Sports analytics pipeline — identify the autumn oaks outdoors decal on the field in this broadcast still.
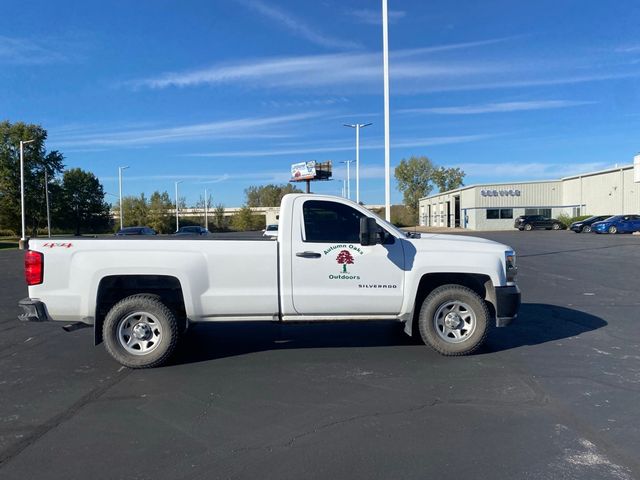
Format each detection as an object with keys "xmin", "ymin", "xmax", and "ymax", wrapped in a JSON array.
[{"xmin": 322, "ymin": 244, "xmax": 365, "ymax": 280}]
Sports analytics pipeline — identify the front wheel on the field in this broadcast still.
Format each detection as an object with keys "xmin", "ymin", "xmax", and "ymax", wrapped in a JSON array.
[
  {"xmin": 608, "ymin": 225, "xmax": 618, "ymax": 234},
  {"xmin": 582, "ymin": 225, "xmax": 591, "ymax": 233},
  {"xmin": 103, "ymin": 294, "xmax": 179, "ymax": 368},
  {"xmin": 418, "ymin": 285, "xmax": 491, "ymax": 356},
  {"xmin": 524, "ymin": 224, "xmax": 533, "ymax": 231}
]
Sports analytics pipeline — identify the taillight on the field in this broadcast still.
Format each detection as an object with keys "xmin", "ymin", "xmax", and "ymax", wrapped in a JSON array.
[{"xmin": 25, "ymin": 250, "xmax": 44, "ymax": 286}]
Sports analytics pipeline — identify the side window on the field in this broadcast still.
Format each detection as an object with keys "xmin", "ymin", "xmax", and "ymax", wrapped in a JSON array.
[
  {"xmin": 500, "ymin": 209, "xmax": 513, "ymax": 219},
  {"xmin": 486, "ymin": 209, "xmax": 499, "ymax": 219},
  {"xmin": 303, "ymin": 200, "xmax": 364, "ymax": 243}
]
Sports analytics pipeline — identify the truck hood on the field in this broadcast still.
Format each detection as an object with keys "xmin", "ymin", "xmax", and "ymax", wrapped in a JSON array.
[{"xmin": 407, "ymin": 233, "xmax": 513, "ymax": 254}]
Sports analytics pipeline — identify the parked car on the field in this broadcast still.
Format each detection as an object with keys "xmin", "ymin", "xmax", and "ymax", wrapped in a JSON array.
[
  {"xmin": 115, "ymin": 226, "xmax": 157, "ymax": 236},
  {"xmin": 263, "ymin": 224, "xmax": 278, "ymax": 237},
  {"xmin": 591, "ymin": 215, "xmax": 640, "ymax": 234},
  {"xmin": 175, "ymin": 226, "xmax": 210, "ymax": 236},
  {"xmin": 569, "ymin": 215, "xmax": 613, "ymax": 233},
  {"xmin": 514, "ymin": 215, "xmax": 563, "ymax": 231}
]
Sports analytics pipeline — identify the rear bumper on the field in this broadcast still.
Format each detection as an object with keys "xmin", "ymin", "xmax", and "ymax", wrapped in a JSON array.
[
  {"xmin": 18, "ymin": 298, "xmax": 50, "ymax": 322},
  {"xmin": 495, "ymin": 285, "xmax": 521, "ymax": 327}
]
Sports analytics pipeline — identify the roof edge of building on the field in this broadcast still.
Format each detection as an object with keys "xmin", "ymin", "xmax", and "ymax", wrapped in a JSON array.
[{"xmin": 421, "ymin": 162, "xmax": 635, "ymax": 201}]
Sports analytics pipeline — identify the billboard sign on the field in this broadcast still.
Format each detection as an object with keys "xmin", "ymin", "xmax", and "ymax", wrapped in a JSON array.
[{"xmin": 291, "ymin": 161, "xmax": 316, "ymax": 181}]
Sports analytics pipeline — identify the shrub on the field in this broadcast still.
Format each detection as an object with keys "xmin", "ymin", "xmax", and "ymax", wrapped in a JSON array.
[{"xmin": 0, "ymin": 229, "xmax": 16, "ymax": 237}]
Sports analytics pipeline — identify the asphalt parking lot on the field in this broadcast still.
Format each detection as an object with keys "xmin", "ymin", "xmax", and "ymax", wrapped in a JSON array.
[{"xmin": 1, "ymin": 231, "xmax": 639, "ymax": 480}]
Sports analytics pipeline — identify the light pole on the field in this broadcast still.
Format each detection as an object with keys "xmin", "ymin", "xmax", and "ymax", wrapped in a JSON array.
[
  {"xmin": 175, "ymin": 180, "xmax": 183, "ymax": 232},
  {"xmin": 118, "ymin": 166, "xmax": 129, "ymax": 229},
  {"xmin": 344, "ymin": 123, "xmax": 372, "ymax": 204},
  {"xmin": 204, "ymin": 188, "xmax": 209, "ymax": 231},
  {"xmin": 19, "ymin": 139, "xmax": 35, "ymax": 246},
  {"xmin": 44, "ymin": 168, "xmax": 51, "ymax": 238},
  {"xmin": 382, "ymin": 0, "xmax": 391, "ymax": 221},
  {"xmin": 340, "ymin": 160, "xmax": 354, "ymax": 199}
]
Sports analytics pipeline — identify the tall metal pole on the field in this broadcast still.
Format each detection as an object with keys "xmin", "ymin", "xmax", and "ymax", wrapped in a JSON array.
[
  {"xmin": 344, "ymin": 123, "xmax": 372, "ymax": 204},
  {"xmin": 382, "ymin": 0, "xmax": 391, "ymax": 221},
  {"xmin": 204, "ymin": 188, "xmax": 209, "ymax": 231},
  {"xmin": 355, "ymin": 125, "xmax": 360, "ymax": 203},
  {"xmin": 175, "ymin": 180, "xmax": 182, "ymax": 232},
  {"xmin": 20, "ymin": 141, "xmax": 26, "ymax": 243},
  {"xmin": 118, "ymin": 166, "xmax": 129, "ymax": 229},
  {"xmin": 19, "ymin": 140, "xmax": 34, "ymax": 245},
  {"xmin": 44, "ymin": 168, "xmax": 51, "ymax": 238},
  {"xmin": 340, "ymin": 160, "xmax": 353, "ymax": 199}
]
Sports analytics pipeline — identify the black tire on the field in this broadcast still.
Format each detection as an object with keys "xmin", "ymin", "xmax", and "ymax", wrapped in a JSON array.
[
  {"xmin": 552, "ymin": 223, "xmax": 561, "ymax": 230},
  {"xmin": 524, "ymin": 224, "xmax": 533, "ymax": 231},
  {"xmin": 103, "ymin": 294, "xmax": 179, "ymax": 368},
  {"xmin": 418, "ymin": 285, "xmax": 491, "ymax": 356},
  {"xmin": 608, "ymin": 225, "xmax": 617, "ymax": 234},
  {"xmin": 582, "ymin": 225, "xmax": 591, "ymax": 233}
]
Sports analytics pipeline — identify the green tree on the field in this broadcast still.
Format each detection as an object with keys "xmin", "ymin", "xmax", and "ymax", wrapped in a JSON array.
[
  {"xmin": 56, "ymin": 168, "xmax": 111, "ymax": 235},
  {"xmin": 213, "ymin": 203, "xmax": 227, "ymax": 231},
  {"xmin": 194, "ymin": 192, "xmax": 214, "ymax": 228},
  {"xmin": 245, "ymin": 183, "xmax": 302, "ymax": 207},
  {"xmin": 117, "ymin": 194, "xmax": 149, "ymax": 228},
  {"xmin": 394, "ymin": 156, "xmax": 435, "ymax": 218},
  {"xmin": 0, "ymin": 121, "xmax": 64, "ymax": 235},
  {"xmin": 147, "ymin": 191, "xmax": 173, "ymax": 233},
  {"xmin": 432, "ymin": 166, "xmax": 465, "ymax": 193},
  {"xmin": 230, "ymin": 205, "xmax": 263, "ymax": 231}
]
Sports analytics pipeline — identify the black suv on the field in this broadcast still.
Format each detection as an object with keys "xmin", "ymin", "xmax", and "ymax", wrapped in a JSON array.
[{"xmin": 514, "ymin": 215, "xmax": 562, "ymax": 231}]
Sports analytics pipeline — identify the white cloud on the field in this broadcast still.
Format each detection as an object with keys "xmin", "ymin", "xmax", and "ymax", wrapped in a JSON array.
[
  {"xmin": 459, "ymin": 161, "xmax": 613, "ymax": 181},
  {"xmin": 127, "ymin": 36, "xmax": 640, "ymax": 94},
  {"xmin": 129, "ymin": 50, "xmax": 493, "ymax": 91},
  {"xmin": 187, "ymin": 133, "xmax": 496, "ymax": 158},
  {"xmin": 52, "ymin": 112, "xmax": 321, "ymax": 148},
  {"xmin": 0, "ymin": 35, "xmax": 68, "ymax": 65},
  {"xmin": 398, "ymin": 100, "xmax": 596, "ymax": 115},
  {"xmin": 346, "ymin": 8, "xmax": 406, "ymax": 25},
  {"xmin": 236, "ymin": 0, "xmax": 360, "ymax": 50}
]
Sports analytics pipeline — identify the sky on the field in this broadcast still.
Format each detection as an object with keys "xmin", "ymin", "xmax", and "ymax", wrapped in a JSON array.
[{"xmin": 2, "ymin": 0, "xmax": 640, "ymax": 207}]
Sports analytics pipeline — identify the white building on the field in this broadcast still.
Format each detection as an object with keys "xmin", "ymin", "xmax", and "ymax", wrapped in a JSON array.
[{"xmin": 419, "ymin": 162, "xmax": 640, "ymax": 231}]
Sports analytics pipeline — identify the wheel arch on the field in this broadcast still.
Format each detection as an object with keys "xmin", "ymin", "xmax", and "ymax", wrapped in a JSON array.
[
  {"xmin": 405, "ymin": 272, "xmax": 495, "ymax": 337},
  {"xmin": 94, "ymin": 275, "xmax": 187, "ymax": 345}
]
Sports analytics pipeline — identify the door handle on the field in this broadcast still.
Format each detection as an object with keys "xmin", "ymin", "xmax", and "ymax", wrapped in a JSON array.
[{"xmin": 296, "ymin": 251, "xmax": 321, "ymax": 258}]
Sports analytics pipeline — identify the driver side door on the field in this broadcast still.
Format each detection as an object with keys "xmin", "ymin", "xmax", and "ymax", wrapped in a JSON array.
[{"xmin": 290, "ymin": 198, "xmax": 406, "ymax": 316}]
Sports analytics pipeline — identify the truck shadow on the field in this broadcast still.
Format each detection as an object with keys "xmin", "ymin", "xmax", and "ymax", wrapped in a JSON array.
[{"xmin": 171, "ymin": 303, "xmax": 606, "ymax": 365}]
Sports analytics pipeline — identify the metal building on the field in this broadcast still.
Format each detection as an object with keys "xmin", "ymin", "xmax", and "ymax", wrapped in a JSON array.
[{"xmin": 419, "ymin": 162, "xmax": 640, "ymax": 231}]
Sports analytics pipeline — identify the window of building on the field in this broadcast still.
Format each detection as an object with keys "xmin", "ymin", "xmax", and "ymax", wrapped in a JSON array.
[
  {"xmin": 500, "ymin": 209, "xmax": 513, "ymax": 219},
  {"xmin": 486, "ymin": 209, "xmax": 500, "ymax": 219},
  {"xmin": 572, "ymin": 207, "xmax": 581, "ymax": 217},
  {"xmin": 525, "ymin": 208, "xmax": 552, "ymax": 218}
]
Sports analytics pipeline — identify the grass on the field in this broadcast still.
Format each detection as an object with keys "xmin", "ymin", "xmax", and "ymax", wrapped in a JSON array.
[{"xmin": 0, "ymin": 241, "xmax": 18, "ymax": 250}]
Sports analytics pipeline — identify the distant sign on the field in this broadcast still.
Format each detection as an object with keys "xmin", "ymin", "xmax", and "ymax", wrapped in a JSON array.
[
  {"xmin": 481, "ymin": 189, "xmax": 521, "ymax": 197},
  {"xmin": 291, "ymin": 161, "xmax": 316, "ymax": 181}
]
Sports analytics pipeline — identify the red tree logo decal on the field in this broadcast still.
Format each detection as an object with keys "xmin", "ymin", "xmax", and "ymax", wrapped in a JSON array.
[{"xmin": 336, "ymin": 250, "xmax": 354, "ymax": 273}]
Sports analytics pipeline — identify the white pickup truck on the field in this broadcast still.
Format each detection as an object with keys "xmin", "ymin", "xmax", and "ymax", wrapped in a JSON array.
[{"xmin": 19, "ymin": 194, "xmax": 520, "ymax": 368}]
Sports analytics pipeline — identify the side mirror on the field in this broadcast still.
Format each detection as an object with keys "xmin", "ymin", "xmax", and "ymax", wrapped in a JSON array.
[{"xmin": 360, "ymin": 217, "xmax": 379, "ymax": 246}]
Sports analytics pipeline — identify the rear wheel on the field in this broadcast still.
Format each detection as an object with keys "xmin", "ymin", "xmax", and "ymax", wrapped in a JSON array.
[
  {"xmin": 552, "ymin": 223, "xmax": 561, "ymax": 230},
  {"xmin": 608, "ymin": 225, "xmax": 618, "ymax": 234},
  {"xmin": 582, "ymin": 225, "xmax": 591, "ymax": 233},
  {"xmin": 103, "ymin": 294, "xmax": 179, "ymax": 368},
  {"xmin": 418, "ymin": 285, "xmax": 491, "ymax": 356},
  {"xmin": 524, "ymin": 224, "xmax": 533, "ymax": 231}
]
